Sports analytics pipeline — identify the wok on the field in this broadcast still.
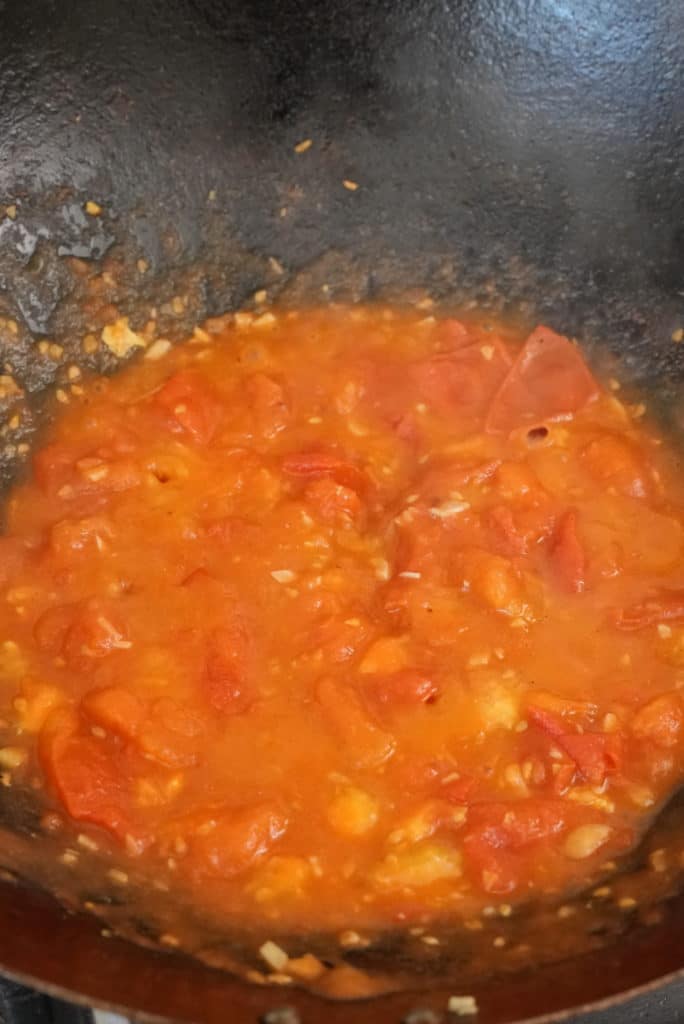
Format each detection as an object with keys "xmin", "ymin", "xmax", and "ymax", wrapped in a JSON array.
[{"xmin": 0, "ymin": 0, "xmax": 683, "ymax": 1020}]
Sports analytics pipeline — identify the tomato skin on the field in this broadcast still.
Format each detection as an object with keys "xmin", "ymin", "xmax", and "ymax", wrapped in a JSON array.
[
  {"xmin": 153, "ymin": 371, "xmax": 223, "ymax": 444},
  {"xmin": 550, "ymin": 509, "xmax": 586, "ymax": 594},
  {"xmin": 486, "ymin": 326, "xmax": 598, "ymax": 433}
]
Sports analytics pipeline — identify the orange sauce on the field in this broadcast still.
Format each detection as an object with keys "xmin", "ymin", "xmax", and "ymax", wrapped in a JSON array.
[{"xmin": 0, "ymin": 305, "xmax": 683, "ymax": 933}]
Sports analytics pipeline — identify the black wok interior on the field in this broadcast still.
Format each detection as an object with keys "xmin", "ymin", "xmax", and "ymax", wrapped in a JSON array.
[{"xmin": 0, "ymin": 0, "xmax": 683, "ymax": 1020}]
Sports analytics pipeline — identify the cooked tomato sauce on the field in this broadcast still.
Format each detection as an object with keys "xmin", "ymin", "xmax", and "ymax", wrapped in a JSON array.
[{"xmin": 0, "ymin": 305, "xmax": 683, "ymax": 933}]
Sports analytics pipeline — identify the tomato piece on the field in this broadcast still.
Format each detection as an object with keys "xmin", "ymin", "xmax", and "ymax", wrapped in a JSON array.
[
  {"xmin": 549, "ymin": 509, "xmax": 586, "ymax": 594},
  {"xmin": 486, "ymin": 326, "xmax": 598, "ymax": 433},
  {"xmin": 316, "ymin": 678, "xmax": 396, "ymax": 768},
  {"xmin": 153, "ymin": 371, "xmax": 223, "ymax": 444},
  {"xmin": 582, "ymin": 435, "xmax": 651, "ymax": 499},
  {"xmin": 631, "ymin": 693, "xmax": 683, "ymax": 749},
  {"xmin": 282, "ymin": 450, "xmax": 369, "ymax": 495},
  {"xmin": 528, "ymin": 701, "xmax": 621, "ymax": 783},
  {"xmin": 558, "ymin": 733, "xmax": 622, "ymax": 785},
  {"xmin": 34, "ymin": 600, "xmax": 130, "ymax": 671},
  {"xmin": 464, "ymin": 801, "xmax": 572, "ymax": 895},
  {"xmin": 612, "ymin": 589, "xmax": 684, "ymax": 630},
  {"xmin": 188, "ymin": 803, "xmax": 288, "ymax": 878},
  {"xmin": 246, "ymin": 373, "xmax": 289, "ymax": 439},
  {"xmin": 304, "ymin": 477, "xmax": 363, "ymax": 525},
  {"xmin": 528, "ymin": 691, "xmax": 597, "ymax": 722},
  {"xmin": 137, "ymin": 698, "xmax": 205, "ymax": 767},
  {"xmin": 312, "ymin": 614, "xmax": 372, "ymax": 663},
  {"xmin": 81, "ymin": 686, "xmax": 145, "ymax": 740},
  {"xmin": 486, "ymin": 506, "xmax": 527, "ymax": 556},
  {"xmin": 463, "ymin": 833, "xmax": 519, "ymax": 894},
  {"xmin": 470, "ymin": 799, "xmax": 569, "ymax": 848},
  {"xmin": 526, "ymin": 704, "xmax": 567, "ymax": 738},
  {"xmin": 34, "ymin": 604, "xmax": 74, "ymax": 655},
  {"xmin": 414, "ymin": 340, "xmax": 511, "ymax": 417},
  {"xmin": 40, "ymin": 711, "xmax": 140, "ymax": 842},
  {"xmin": 202, "ymin": 623, "xmax": 256, "ymax": 714},
  {"xmin": 365, "ymin": 669, "xmax": 440, "ymax": 709},
  {"xmin": 461, "ymin": 549, "xmax": 529, "ymax": 617}
]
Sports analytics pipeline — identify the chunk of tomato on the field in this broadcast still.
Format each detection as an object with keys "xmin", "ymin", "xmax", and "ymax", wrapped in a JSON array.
[
  {"xmin": 282, "ymin": 450, "xmax": 369, "ymax": 495},
  {"xmin": 311, "ymin": 613, "xmax": 372, "ymax": 663},
  {"xmin": 582, "ymin": 434, "xmax": 651, "ymax": 499},
  {"xmin": 187, "ymin": 803, "xmax": 288, "ymax": 878},
  {"xmin": 463, "ymin": 833, "xmax": 519, "ymax": 895},
  {"xmin": 304, "ymin": 477, "xmax": 363, "ymax": 525},
  {"xmin": 35, "ymin": 600, "xmax": 130, "ymax": 671},
  {"xmin": 153, "ymin": 371, "xmax": 223, "ymax": 444},
  {"xmin": 365, "ymin": 669, "xmax": 440, "ymax": 709},
  {"xmin": 470, "ymin": 799, "xmax": 569, "ymax": 848},
  {"xmin": 63, "ymin": 600, "xmax": 130, "ymax": 672},
  {"xmin": 202, "ymin": 622, "xmax": 256, "ymax": 714},
  {"xmin": 549, "ymin": 509, "xmax": 586, "ymax": 594},
  {"xmin": 631, "ymin": 693, "xmax": 683, "ymax": 749},
  {"xmin": 137, "ymin": 698, "xmax": 205, "ymax": 768},
  {"xmin": 245, "ymin": 373, "xmax": 289, "ymax": 439},
  {"xmin": 40, "ymin": 711, "xmax": 141, "ymax": 843},
  {"xmin": 316, "ymin": 677, "xmax": 396, "ymax": 768},
  {"xmin": 413, "ymin": 339, "xmax": 511, "ymax": 417},
  {"xmin": 81, "ymin": 686, "xmax": 145, "ymax": 740},
  {"xmin": 558, "ymin": 732, "xmax": 622, "ymax": 785},
  {"xmin": 486, "ymin": 326, "xmax": 598, "ymax": 433}
]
